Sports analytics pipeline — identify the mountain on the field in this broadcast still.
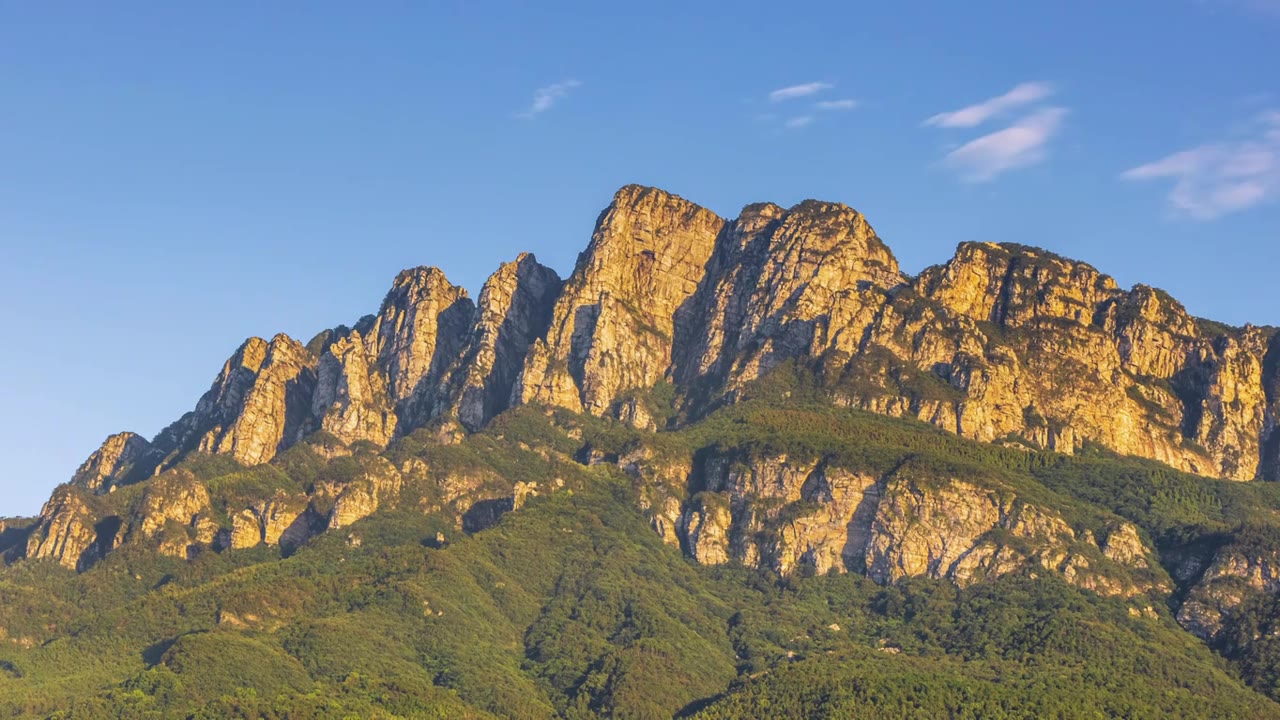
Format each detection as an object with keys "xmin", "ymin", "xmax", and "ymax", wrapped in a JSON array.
[{"xmin": 3, "ymin": 184, "xmax": 1280, "ymax": 718}]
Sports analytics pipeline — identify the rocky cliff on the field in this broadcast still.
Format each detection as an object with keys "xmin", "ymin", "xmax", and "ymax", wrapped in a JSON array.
[
  {"xmin": 66, "ymin": 185, "xmax": 1280, "ymax": 491},
  {"xmin": 672, "ymin": 199, "xmax": 904, "ymax": 405},
  {"xmin": 12, "ymin": 183, "xmax": 1280, "ymax": 712},
  {"xmin": 21, "ymin": 183, "xmax": 1280, "ymax": 655},
  {"xmin": 836, "ymin": 242, "xmax": 1280, "ymax": 481},
  {"xmin": 616, "ymin": 446, "xmax": 1166, "ymax": 598},
  {"xmin": 515, "ymin": 185, "xmax": 724, "ymax": 424}
]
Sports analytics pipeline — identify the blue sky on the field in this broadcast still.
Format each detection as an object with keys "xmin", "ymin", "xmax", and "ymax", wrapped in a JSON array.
[{"xmin": 1, "ymin": 1, "xmax": 1277, "ymax": 514}]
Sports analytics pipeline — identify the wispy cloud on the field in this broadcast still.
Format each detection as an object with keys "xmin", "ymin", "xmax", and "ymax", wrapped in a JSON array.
[
  {"xmin": 1204, "ymin": 0, "xmax": 1280, "ymax": 17},
  {"xmin": 924, "ymin": 82, "xmax": 1054, "ymax": 128},
  {"xmin": 519, "ymin": 79, "xmax": 581, "ymax": 118},
  {"xmin": 1121, "ymin": 111, "xmax": 1280, "ymax": 219},
  {"xmin": 1244, "ymin": 0, "xmax": 1280, "ymax": 13},
  {"xmin": 942, "ymin": 107, "xmax": 1068, "ymax": 182},
  {"xmin": 784, "ymin": 115, "xmax": 814, "ymax": 129},
  {"xmin": 769, "ymin": 82, "xmax": 832, "ymax": 102},
  {"xmin": 815, "ymin": 99, "xmax": 858, "ymax": 111}
]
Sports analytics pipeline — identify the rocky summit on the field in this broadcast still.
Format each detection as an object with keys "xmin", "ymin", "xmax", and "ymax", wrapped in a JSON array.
[
  {"xmin": 5, "ymin": 184, "xmax": 1280, "ymax": 718},
  {"xmin": 69, "ymin": 184, "xmax": 1280, "ymax": 490}
]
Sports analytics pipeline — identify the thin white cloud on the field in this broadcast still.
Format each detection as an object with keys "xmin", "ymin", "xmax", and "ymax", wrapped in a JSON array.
[
  {"xmin": 784, "ymin": 115, "xmax": 814, "ymax": 129},
  {"xmin": 1246, "ymin": 0, "xmax": 1280, "ymax": 13},
  {"xmin": 1121, "ymin": 111, "xmax": 1280, "ymax": 219},
  {"xmin": 815, "ymin": 99, "xmax": 858, "ymax": 111},
  {"xmin": 924, "ymin": 82, "xmax": 1054, "ymax": 128},
  {"xmin": 769, "ymin": 82, "xmax": 832, "ymax": 102},
  {"xmin": 1213, "ymin": 0, "xmax": 1280, "ymax": 16},
  {"xmin": 519, "ymin": 79, "xmax": 581, "ymax": 118},
  {"xmin": 942, "ymin": 107, "xmax": 1067, "ymax": 182}
]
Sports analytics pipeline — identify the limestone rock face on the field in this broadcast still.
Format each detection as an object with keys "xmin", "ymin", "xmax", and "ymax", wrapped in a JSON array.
[
  {"xmin": 863, "ymin": 475, "xmax": 1130, "ymax": 592},
  {"xmin": 918, "ymin": 242, "xmax": 1117, "ymax": 330},
  {"xmin": 200, "ymin": 335, "xmax": 317, "ymax": 465},
  {"xmin": 311, "ymin": 330, "xmax": 397, "ymax": 447},
  {"xmin": 25, "ymin": 486, "xmax": 100, "ymax": 570},
  {"xmin": 445, "ymin": 254, "xmax": 561, "ymax": 431},
  {"xmin": 618, "ymin": 446, "xmax": 693, "ymax": 549},
  {"xmin": 653, "ymin": 451, "xmax": 1160, "ymax": 597},
  {"xmin": 132, "ymin": 471, "xmax": 211, "ymax": 544},
  {"xmin": 680, "ymin": 494, "xmax": 732, "ymax": 566},
  {"xmin": 674, "ymin": 200, "xmax": 904, "ymax": 401},
  {"xmin": 1101, "ymin": 522, "xmax": 1151, "ymax": 567},
  {"xmin": 325, "ymin": 457, "xmax": 404, "ymax": 529},
  {"xmin": 148, "ymin": 335, "xmax": 318, "ymax": 469},
  {"xmin": 229, "ymin": 510, "xmax": 261, "ymax": 550},
  {"xmin": 229, "ymin": 492, "xmax": 309, "ymax": 549},
  {"xmin": 1177, "ymin": 544, "xmax": 1280, "ymax": 640},
  {"xmin": 517, "ymin": 185, "xmax": 724, "ymax": 417},
  {"xmin": 72, "ymin": 432, "xmax": 151, "ymax": 492},
  {"xmin": 367, "ymin": 267, "xmax": 474, "ymax": 419},
  {"xmin": 59, "ymin": 184, "xmax": 1280, "ymax": 494},
  {"xmin": 835, "ymin": 242, "xmax": 1280, "ymax": 481},
  {"xmin": 39, "ymin": 183, "xmax": 1280, "ymax": 584}
]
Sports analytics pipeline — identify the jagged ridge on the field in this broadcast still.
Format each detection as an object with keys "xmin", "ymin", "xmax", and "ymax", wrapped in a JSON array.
[
  {"xmin": 10, "ymin": 183, "xmax": 1280, "ymax": 657},
  {"xmin": 67, "ymin": 184, "xmax": 1280, "ymax": 492}
]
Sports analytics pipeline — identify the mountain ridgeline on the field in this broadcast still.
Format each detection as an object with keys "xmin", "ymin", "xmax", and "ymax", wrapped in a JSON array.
[
  {"xmin": 6, "ymin": 184, "xmax": 1280, "ymax": 718},
  {"xmin": 67, "ymin": 184, "xmax": 1280, "ymax": 490}
]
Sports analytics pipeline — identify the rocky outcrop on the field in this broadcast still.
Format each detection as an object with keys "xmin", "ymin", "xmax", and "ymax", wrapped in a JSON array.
[
  {"xmin": 619, "ymin": 447, "xmax": 692, "ymax": 549},
  {"xmin": 516, "ymin": 185, "xmax": 724, "ymax": 420},
  {"xmin": 310, "ymin": 330, "xmax": 397, "ymax": 447},
  {"xmin": 680, "ymin": 493, "xmax": 733, "ymax": 565},
  {"xmin": 863, "ymin": 475, "xmax": 1154, "ymax": 595},
  {"xmin": 72, "ymin": 432, "xmax": 151, "ymax": 492},
  {"xmin": 145, "ymin": 334, "xmax": 318, "ymax": 470},
  {"xmin": 229, "ymin": 492, "xmax": 309, "ymax": 549},
  {"xmin": 24, "ymin": 486, "xmax": 101, "ymax": 570},
  {"xmin": 367, "ymin": 267, "xmax": 474, "ymax": 422},
  {"xmin": 1176, "ymin": 542, "xmax": 1280, "ymax": 640},
  {"xmin": 132, "ymin": 470, "xmax": 210, "ymax": 539},
  {"xmin": 40, "ymin": 182, "xmax": 1280, "ymax": 584},
  {"xmin": 445, "ymin": 254, "xmax": 561, "ymax": 431},
  {"xmin": 323, "ymin": 457, "xmax": 404, "ymax": 529},
  {"xmin": 307, "ymin": 266, "xmax": 478, "ymax": 446},
  {"xmin": 193, "ymin": 335, "xmax": 317, "ymax": 465},
  {"xmin": 834, "ymin": 242, "xmax": 1280, "ymax": 481},
  {"xmin": 130, "ymin": 470, "xmax": 212, "ymax": 558},
  {"xmin": 63, "ymin": 185, "xmax": 1280, "ymax": 487},
  {"xmin": 673, "ymin": 200, "xmax": 903, "ymax": 404},
  {"xmin": 654, "ymin": 451, "xmax": 1161, "ymax": 598}
]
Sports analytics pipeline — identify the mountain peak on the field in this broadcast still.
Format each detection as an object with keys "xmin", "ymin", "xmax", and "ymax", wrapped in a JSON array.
[{"xmin": 53, "ymin": 185, "xmax": 1280, "ymax": 495}]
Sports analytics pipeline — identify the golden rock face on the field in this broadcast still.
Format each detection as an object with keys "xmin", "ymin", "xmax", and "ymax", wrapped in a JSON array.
[
  {"xmin": 24, "ymin": 486, "xmax": 99, "ymax": 570},
  {"xmin": 639, "ymin": 449, "xmax": 1163, "ymax": 597},
  {"xmin": 516, "ymin": 185, "xmax": 725, "ymax": 417},
  {"xmin": 67, "ymin": 184, "xmax": 1280, "ymax": 491},
  {"xmin": 23, "ymin": 184, "xmax": 1280, "ymax": 651}
]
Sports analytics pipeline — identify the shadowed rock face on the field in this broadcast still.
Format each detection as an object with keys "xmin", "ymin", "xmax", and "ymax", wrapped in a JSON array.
[
  {"xmin": 137, "ymin": 334, "xmax": 319, "ymax": 474},
  {"xmin": 71, "ymin": 432, "xmax": 151, "ymax": 491},
  {"xmin": 64, "ymin": 183, "xmax": 1280, "ymax": 489},
  {"xmin": 445, "ymin": 253, "xmax": 561, "ymax": 431},
  {"xmin": 367, "ymin": 267, "xmax": 476, "ymax": 415}
]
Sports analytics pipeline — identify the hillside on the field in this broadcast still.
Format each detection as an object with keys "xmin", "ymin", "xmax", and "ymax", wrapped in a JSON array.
[{"xmin": 4, "ymin": 184, "xmax": 1280, "ymax": 717}]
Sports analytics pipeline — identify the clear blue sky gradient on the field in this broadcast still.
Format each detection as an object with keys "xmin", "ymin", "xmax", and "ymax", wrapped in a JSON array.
[{"xmin": 2, "ymin": 2, "xmax": 1277, "ymax": 514}]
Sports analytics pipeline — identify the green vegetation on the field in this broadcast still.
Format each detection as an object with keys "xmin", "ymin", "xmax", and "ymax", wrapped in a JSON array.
[
  {"xmin": 5, "ymin": 369, "xmax": 1280, "ymax": 717},
  {"xmin": 6, "ymin": 478, "xmax": 1272, "ymax": 718}
]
